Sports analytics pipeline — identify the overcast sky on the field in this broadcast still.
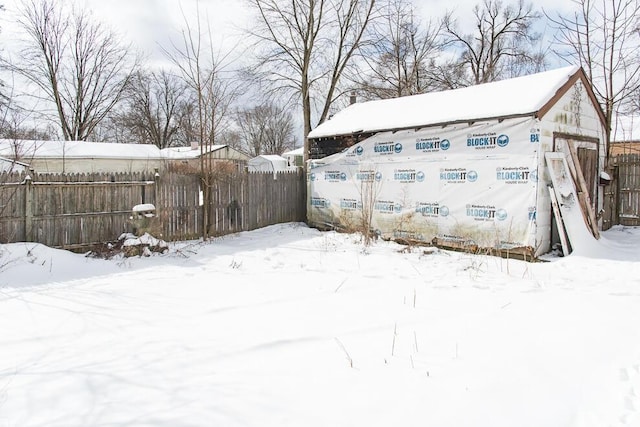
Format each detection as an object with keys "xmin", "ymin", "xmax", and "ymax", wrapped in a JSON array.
[
  {"xmin": 0, "ymin": 0, "xmax": 574, "ymax": 69},
  {"xmin": 0, "ymin": 0, "xmax": 575, "ymax": 140}
]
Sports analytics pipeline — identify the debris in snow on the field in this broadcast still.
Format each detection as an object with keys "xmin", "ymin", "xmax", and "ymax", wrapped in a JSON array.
[
  {"xmin": 121, "ymin": 232, "xmax": 168, "ymax": 257},
  {"xmin": 86, "ymin": 232, "xmax": 168, "ymax": 259}
]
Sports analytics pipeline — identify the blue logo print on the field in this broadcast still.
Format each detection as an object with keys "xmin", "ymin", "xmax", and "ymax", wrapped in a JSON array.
[
  {"xmin": 340, "ymin": 172, "xmax": 347, "ymax": 181},
  {"xmin": 441, "ymin": 139, "xmax": 450, "ymax": 150},
  {"xmin": 375, "ymin": 172, "xmax": 383, "ymax": 181},
  {"xmin": 440, "ymin": 206, "xmax": 450, "ymax": 217},
  {"xmin": 496, "ymin": 209, "xmax": 508, "ymax": 221},
  {"xmin": 310, "ymin": 173, "xmax": 316, "ymax": 181},
  {"xmin": 355, "ymin": 146, "xmax": 364, "ymax": 156},
  {"xmin": 530, "ymin": 169, "xmax": 538, "ymax": 182},
  {"xmin": 416, "ymin": 171, "xmax": 425, "ymax": 182},
  {"xmin": 394, "ymin": 143, "xmax": 403, "ymax": 154},
  {"xmin": 467, "ymin": 170, "xmax": 478, "ymax": 182},
  {"xmin": 497, "ymin": 134, "xmax": 509, "ymax": 147}
]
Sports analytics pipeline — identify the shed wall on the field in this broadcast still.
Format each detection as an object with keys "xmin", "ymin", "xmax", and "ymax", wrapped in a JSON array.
[
  {"xmin": 536, "ymin": 79, "xmax": 607, "ymax": 254},
  {"xmin": 308, "ymin": 117, "xmax": 542, "ymax": 254},
  {"xmin": 28, "ymin": 157, "xmax": 164, "ymax": 174}
]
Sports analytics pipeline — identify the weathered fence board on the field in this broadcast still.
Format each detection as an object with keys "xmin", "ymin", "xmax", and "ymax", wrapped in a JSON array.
[
  {"xmin": 0, "ymin": 169, "xmax": 306, "ymax": 249},
  {"xmin": 615, "ymin": 154, "xmax": 640, "ymax": 226}
]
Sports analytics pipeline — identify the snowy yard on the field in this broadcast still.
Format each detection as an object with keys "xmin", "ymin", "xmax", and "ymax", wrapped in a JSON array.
[{"xmin": 1, "ymin": 222, "xmax": 640, "ymax": 427}]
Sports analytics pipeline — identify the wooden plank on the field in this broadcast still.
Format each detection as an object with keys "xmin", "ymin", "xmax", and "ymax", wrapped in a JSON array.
[
  {"xmin": 548, "ymin": 185, "xmax": 570, "ymax": 256},
  {"xmin": 545, "ymin": 152, "xmax": 599, "ymax": 252},
  {"xmin": 566, "ymin": 141, "xmax": 600, "ymax": 239}
]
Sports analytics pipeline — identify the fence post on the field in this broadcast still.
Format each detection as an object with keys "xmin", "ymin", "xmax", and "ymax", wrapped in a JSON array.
[
  {"xmin": 154, "ymin": 168, "xmax": 160, "ymax": 211},
  {"xmin": 23, "ymin": 172, "xmax": 33, "ymax": 241}
]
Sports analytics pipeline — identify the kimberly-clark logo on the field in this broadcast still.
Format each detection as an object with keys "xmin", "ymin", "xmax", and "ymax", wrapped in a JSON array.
[
  {"xmin": 466, "ymin": 204, "xmax": 496, "ymax": 221},
  {"xmin": 374, "ymin": 141, "xmax": 402, "ymax": 155},
  {"xmin": 467, "ymin": 132, "xmax": 509, "ymax": 150},
  {"xmin": 356, "ymin": 170, "xmax": 376, "ymax": 181},
  {"xmin": 340, "ymin": 198, "xmax": 360, "ymax": 210},
  {"xmin": 439, "ymin": 205, "xmax": 450, "ymax": 217},
  {"xmin": 415, "ymin": 202, "xmax": 440, "ymax": 217},
  {"xmin": 496, "ymin": 167, "xmax": 535, "ymax": 184},
  {"xmin": 394, "ymin": 169, "xmax": 424, "ymax": 183},
  {"xmin": 324, "ymin": 170, "xmax": 347, "ymax": 182},
  {"xmin": 440, "ymin": 168, "xmax": 478, "ymax": 183},
  {"xmin": 355, "ymin": 146, "xmax": 364, "ymax": 155},
  {"xmin": 530, "ymin": 127, "xmax": 541, "ymax": 143},
  {"xmin": 375, "ymin": 200, "xmax": 401, "ymax": 214},
  {"xmin": 310, "ymin": 197, "xmax": 330, "ymax": 208},
  {"xmin": 416, "ymin": 137, "xmax": 450, "ymax": 153},
  {"xmin": 466, "ymin": 204, "xmax": 507, "ymax": 221}
]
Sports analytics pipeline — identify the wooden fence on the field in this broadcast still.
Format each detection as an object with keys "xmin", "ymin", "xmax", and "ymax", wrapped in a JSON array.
[
  {"xmin": 602, "ymin": 154, "xmax": 640, "ymax": 228},
  {"xmin": 0, "ymin": 170, "xmax": 306, "ymax": 249}
]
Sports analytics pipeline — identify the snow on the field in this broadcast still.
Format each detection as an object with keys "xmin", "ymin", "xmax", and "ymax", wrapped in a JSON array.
[
  {"xmin": 0, "ymin": 139, "xmax": 161, "ymax": 160},
  {"xmin": 282, "ymin": 147, "xmax": 304, "ymax": 157},
  {"xmin": 159, "ymin": 144, "xmax": 229, "ymax": 159},
  {"xmin": 308, "ymin": 65, "xmax": 580, "ymax": 138},
  {"xmin": 248, "ymin": 154, "xmax": 292, "ymax": 172},
  {"xmin": 1, "ymin": 222, "xmax": 640, "ymax": 427},
  {"xmin": 0, "ymin": 139, "xmax": 234, "ymax": 161},
  {"xmin": 131, "ymin": 203, "xmax": 156, "ymax": 214}
]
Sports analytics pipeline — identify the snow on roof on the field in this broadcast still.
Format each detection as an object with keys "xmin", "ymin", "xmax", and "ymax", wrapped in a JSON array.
[
  {"xmin": 282, "ymin": 147, "xmax": 304, "ymax": 156},
  {"xmin": 0, "ymin": 140, "xmax": 237, "ymax": 161},
  {"xmin": 0, "ymin": 139, "xmax": 162, "ymax": 160},
  {"xmin": 308, "ymin": 65, "xmax": 581, "ymax": 138},
  {"xmin": 0, "ymin": 156, "xmax": 29, "ymax": 173},
  {"xmin": 252, "ymin": 154, "xmax": 288, "ymax": 162},
  {"xmin": 248, "ymin": 155, "xmax": 291, "ymax": 172},
  {"xmin": 159, "ymin": 145, "xmax": 228, "ymax": 159}
]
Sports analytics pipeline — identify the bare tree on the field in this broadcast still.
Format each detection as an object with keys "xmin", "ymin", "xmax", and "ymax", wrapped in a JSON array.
[
  {"xmin": 236, "ymin": 102, "xmax": 296, "ymax": 156},
  {"xmin": 162, "ymin": 4, "xmax": 240, "ymax": 239},
  {"xmin": 7, "ymin": 0, "xmax": 138, "ymax": 141},
  {"xmin": 246, "ymin": 0, "xmax": 376, "ymax": 161},
  {"xmin": 441, "ymin": 0, "xmax": 543, "ymax": 87},
  {"xmin": 356, "ymin": 0, "xmax": 443, "ymax": 99},
  {"xmin": 547, "ymin": 0, "xmax": 640, "ymax": 145},
  {"xmin": 113, "ymin": 70, "xmax": 188, "ymax": 148}
]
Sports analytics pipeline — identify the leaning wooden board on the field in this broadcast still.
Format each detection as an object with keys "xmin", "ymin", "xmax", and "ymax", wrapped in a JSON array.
[{"xmin": 545, "ymin": 152, "xmax": 599, "ymax": 253}]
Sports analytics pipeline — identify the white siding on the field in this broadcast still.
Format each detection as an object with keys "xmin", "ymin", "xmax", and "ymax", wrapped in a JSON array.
[{"xmin": 536, "ymin": 79, "xmax": 607, "ymax": 255}]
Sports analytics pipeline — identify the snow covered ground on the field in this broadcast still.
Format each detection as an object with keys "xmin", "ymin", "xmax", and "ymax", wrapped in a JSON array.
[{"xmin": 1, "ymin": 222, "xmax": 640, "ymax": 427}]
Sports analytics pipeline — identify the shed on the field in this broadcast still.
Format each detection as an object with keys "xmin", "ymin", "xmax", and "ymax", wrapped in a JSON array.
[
  {"xmin": 248, "ymin": 155, "xmax": 291, "ymax": 173},
  {"xmin": 0, "ymin": 139, "xmax": 163, "ymax": 173},
  {"xmin": 306, "ymin": 65, "xmax": 608, "ymax": 258},
  {"xmin": 0, "ymin": 157, "xmax": 29, "ymax": 173},
  {"xmin": 160, "ymin": 144, "xmax": 249, "ymax": 172},
  {"xmin": 282, "ymin": 147, "xmax": 304, "ymax": 167}
]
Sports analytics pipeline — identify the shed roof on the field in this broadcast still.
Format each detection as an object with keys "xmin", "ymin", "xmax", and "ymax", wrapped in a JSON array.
[
  {"xmin": 0, "ymin": 139, "xmax": 162, "ymax": 160},
  {"xmin": 160, "ymin": 144, "xmax": 229, "ymax": 159},
  {"xmin": 308, "ymin": 65, "xmax": 587, "ymax": 139},
  {"xmin": 0, "ymin": 156, "xmax": 29, "ymax": 172},
  {"xmin": 253, "ymin": 154, "xmax": 288, "ymax": 162},
  {"xmin": 282, "ymin": 147, "xmax": 304, "ymax": 156}
]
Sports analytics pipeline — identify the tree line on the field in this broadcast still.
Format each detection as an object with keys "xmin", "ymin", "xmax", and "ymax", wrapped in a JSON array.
[{"xmin": 0, "ymin": 0, "xmax": 638, "ymax": 159}]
